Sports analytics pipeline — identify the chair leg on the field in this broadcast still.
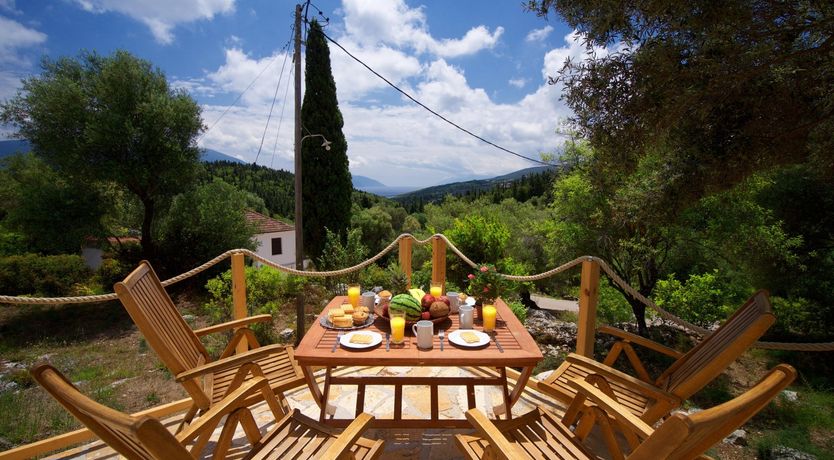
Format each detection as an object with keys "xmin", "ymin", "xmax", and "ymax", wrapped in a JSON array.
[{"xmin": 177, "ymin": 403, "xmax": 200, "ymax": 433}]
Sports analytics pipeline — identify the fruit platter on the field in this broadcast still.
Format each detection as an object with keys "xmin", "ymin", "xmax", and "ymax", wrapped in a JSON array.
[{"xmin": 375, "ymin": 288, "xmax": 454, "ymax": 327}]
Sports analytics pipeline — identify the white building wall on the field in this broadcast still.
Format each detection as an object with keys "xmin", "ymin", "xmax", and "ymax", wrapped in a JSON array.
[{"xmin": 253, "ymin": 230, "xmax": 296, "ymax": 267}]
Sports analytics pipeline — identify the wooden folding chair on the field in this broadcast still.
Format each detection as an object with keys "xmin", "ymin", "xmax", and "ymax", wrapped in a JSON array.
[
  {"xmin": 31, "ymin": 363, "xmax": 384, "ymax": 459},
  {"xmin": 539, "ymin": 290, "xmax": 776, "ymax": 424},
  {"xmin": 115, "ymin": 261, "xmax": 306, "ymax": 428},
  {"xmin": 456, "ymin": 364, "xmax": 796, "ymax": 460}
]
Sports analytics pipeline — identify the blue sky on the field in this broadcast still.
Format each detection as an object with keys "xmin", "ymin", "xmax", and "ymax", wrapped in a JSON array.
[{"xmin": 0, "ymin": 0, "xmax": 604, "ymax": 187}]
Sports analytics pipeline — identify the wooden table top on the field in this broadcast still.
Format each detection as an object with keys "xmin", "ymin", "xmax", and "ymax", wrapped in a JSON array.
[{"xmin": 294, "ymin": 296, "xmax": 543, "ymax": 367}]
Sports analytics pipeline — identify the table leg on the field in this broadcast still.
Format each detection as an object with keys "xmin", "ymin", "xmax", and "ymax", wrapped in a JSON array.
[
  {"xmin": 301, "ymin": 365, "xmax": 323, "ymax": 408},
  {"xmin": 493, "ymin": 366, "xmax": 534, "ymax": 416}
]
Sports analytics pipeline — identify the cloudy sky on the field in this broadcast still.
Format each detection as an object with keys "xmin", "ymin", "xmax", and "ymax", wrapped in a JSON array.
[{"xmin": 0, "ymin": 0, "xmax": 595, "ymax": 187}]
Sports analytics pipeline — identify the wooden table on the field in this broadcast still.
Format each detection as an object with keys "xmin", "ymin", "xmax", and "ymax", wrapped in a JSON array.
[{"xmin": 293, "ymin": 297, "xmax": 543, "ymax": 428}]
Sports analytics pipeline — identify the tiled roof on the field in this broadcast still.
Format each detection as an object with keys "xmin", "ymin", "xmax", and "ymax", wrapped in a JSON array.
[{"xmin": 245, "ymin": 210, "xmax": 294, "ymax": 233}]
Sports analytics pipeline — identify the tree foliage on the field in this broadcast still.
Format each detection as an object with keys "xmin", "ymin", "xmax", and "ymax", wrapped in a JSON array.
[
  {"xmin": 529, "ymin": 0, "xmax": 834, "ymax": 213},
  {"xmin": 202, "ymin": 161, "xmax": 294, "ymax": 218},
  {"xmin": 301, "ymin": 20, "xmax": 352, "ymax": 259},
  {"xmin": 0, "ymin": 50, "xmax": 204, "ymax": 261},
  {"xmin": 156, "ymin": 179, "xmax": 259, "ymax": 275}
]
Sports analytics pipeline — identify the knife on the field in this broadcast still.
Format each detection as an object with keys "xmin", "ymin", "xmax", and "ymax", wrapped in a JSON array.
[
  {"xmin": 439, "ymin": 329, "xmax": 445, "ymax": 351},
  {"xmin": 492, "ymin": 334, "xmax": 504, "ymax": 353},
  {"xmin": 385, "ymin": 332, "xmax": 390, "ymax": 351},
  {"xmin": 331, "ymin": 333, "xmax": 342, "ymax": 352}
]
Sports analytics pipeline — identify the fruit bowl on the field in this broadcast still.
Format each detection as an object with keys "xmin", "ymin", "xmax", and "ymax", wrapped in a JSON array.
[{"xmin": 374, "ymin": 306, "xmax": 450, "ymax": 328}]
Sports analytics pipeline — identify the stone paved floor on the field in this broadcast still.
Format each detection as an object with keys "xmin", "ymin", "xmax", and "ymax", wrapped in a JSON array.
[{"xmin": 46, "ymin": 366, "xmax": 570, "ymax": 459}]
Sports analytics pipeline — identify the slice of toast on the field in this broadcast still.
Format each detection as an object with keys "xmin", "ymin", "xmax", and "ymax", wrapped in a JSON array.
[
  {"xmin": 460, "ymin": 331, "xmax": 480, "ymax": 343},
  {"xmin": 349, "ymin": 333, "xmax": 372, "ymax": 344}
]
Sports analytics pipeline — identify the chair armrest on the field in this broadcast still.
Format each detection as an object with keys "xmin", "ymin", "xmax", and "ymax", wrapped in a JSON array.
[
  {"xmin": 598, "ymin": 326, "xmax": 685, "ymax": 359},
  {"xmin": 566, "ymin": 377, "xmax": 654, "ymax": 439},
  {"xmin": 175, "ymin": 376, "xmax": 270, "ymax": 444},
  {"xmin": 464, "ymin": 409, "xmax": 529, "ymax": 460},
  {"xmin": 175, "ymin": 344, "xmax": 289, "ymax": 382},
  {"xmin": 193, "ymin": 314, "xmax": 273, "ymax": 337},
  {"xmin": 565, "ymin": 354, "xmax": 680, "ymax": 405},
  {"xmin": 319, "ymin": 412, "xmax": 375, "ymax": 459}
]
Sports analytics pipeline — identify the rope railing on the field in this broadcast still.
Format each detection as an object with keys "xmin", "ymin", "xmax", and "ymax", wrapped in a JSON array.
[{"xmin": 1, "ymin": 234, "xmax": 832, "ymax": 351}]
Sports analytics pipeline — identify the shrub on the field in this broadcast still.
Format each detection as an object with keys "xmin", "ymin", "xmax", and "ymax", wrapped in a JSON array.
[
  {"xmin": 653, "ymin": 270, "xmax": 749, "ymax": 328},
  {"xmin": 0, "ymin": 253, "xmax": 92, "ymax": 296},
  {"xmin": 359, "ymin": 263, "xmax": 389, "ymax": 290},
  {"xmin": 508, "ymin": 301, "xmax": 528, "ymax": 324},
  {"xmin": 204, "ymin": 265, "xmax": 303, "ymax": 343},
  {"xmin": 597, "ymin": 283, "xmax": 637, "ymax": 325}
]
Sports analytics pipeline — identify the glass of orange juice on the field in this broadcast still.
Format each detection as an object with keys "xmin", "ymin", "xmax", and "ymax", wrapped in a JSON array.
[
  {"xmin": 347, "ymin": 284, "xmax": 361, "ymax": 308},
  {"xmin": 430, "ymin": 282, "xmax": 443, "ymax": 298},
  {"xmin": 390, "ymin": 311, "xmax": 406, "ymax": 344},
  {"xmin": 482, "ymin": 304, "xmax": 497, "ymax": 332}
]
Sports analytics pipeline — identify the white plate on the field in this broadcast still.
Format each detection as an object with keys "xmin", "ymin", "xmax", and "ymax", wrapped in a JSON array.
[
  {"xmin": 339, "ymin": 330, "xmax": 383, "ymax": 349},
  {"xmin": 447, "ymin": 329, "xmax": 490, "ymax": 348}
]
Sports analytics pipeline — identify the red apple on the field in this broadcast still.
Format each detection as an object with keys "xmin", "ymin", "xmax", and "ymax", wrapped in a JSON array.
[
  {"xmin": 438, "ymin": 295, "xmax": 450, "ymax": 307},
  {"xmin": 421, "ymin": 311, "xmax": 432, "ymax": 320},
  {"xmin": 421, "ymin": 294, "xmax": 436, "ymax": 310}
]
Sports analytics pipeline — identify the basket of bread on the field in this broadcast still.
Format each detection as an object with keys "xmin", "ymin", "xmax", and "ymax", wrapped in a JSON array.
[{"xmin": 321, "ymin": 302, "xmax": 374, "ymax": 330}]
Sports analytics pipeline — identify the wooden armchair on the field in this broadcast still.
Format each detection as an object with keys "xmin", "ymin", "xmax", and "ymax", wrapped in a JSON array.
[
  {"xmin": 31, "ymin": 363, "xmax": 384, "ymax": 459},
  {"xmin": 539, "ymin": 290, "xmax": 776, "ymax": 424},
  {"xmin": 456, "ymin": 364, "xmax": 796, "ymax": 460},
  {"xmin": 115, "ymin": 261, "xmax": 306, "ymax": 428}
]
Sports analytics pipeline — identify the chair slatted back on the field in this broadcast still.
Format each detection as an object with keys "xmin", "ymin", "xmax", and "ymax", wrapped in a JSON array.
[
  {"xmin": 31, "ymin": 364, "xmax": 191, "ymax": 460},
  {"xmin": 631, "ymin": 364, "xmax": 796, "ymax": 460},
  {"xmin": 115, "ymin": 261, "xmax": 211, "ymax": 406},
  {"xmin": 658, "ymin": 290, "xmax": 775, "ymax": 399}
]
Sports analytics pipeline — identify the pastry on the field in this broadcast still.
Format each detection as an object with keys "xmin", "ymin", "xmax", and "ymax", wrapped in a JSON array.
[
  {"xmin": 356, "ymin": 305, "xmax": 369, "ymax": 314},
  {"xmin": 332, "ymin": 316, "xmax": 353, "ymax": 328},
  {"xmin": 352, "ymin": 311, "xmax": 369, "ymax": 325},
  {"xmin": 349, "ymin": 333, "xmax": 372, "ymax": 344},
  {"xmin": 328, "ymin": 308, "xmax": 344, "ymax": 320},
  {"xmin": 341, "ymin": 303, "xmax": 355, "ymax": 314},
  {"xmin": 378, "ymin": 290, "xmax": 392, "ymax": 298},
  {"xmin": 460, "ymin": 331, "xmax": 480, "ymax": 343}
]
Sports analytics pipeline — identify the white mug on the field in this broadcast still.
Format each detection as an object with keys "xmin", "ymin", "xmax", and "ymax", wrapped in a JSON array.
[
  {"xmin": 446, "ymin": 291, "xmax": 460, "ymax": 313},
  {"xmin": 459, "ymin": 305, "xmax": 474, "ymax": 329},
  {"xmin": 412, "ymin": 320, "xmax": 434, "ymax": 349}
]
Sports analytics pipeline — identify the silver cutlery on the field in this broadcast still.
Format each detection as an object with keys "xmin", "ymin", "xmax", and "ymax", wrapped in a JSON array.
[
  {"xmin": 439, "ymin": 329, "xmax": 445, "ymax": 351},
  {"xmin": 385, "ymin": 332, "xmax": 390, "ymax": 351},
  {"xmin": 331, "ymin": 333, "xmax": 342, "ymax": 352},
  {"xmin": 492, "ymin": 334, "xmax": 504, "ymax": 353}
]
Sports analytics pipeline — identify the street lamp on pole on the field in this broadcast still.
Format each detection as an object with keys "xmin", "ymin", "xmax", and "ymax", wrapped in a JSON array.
[{"xmin": 294, "ymin": 132, "xmax": 331, "ymax": 345}]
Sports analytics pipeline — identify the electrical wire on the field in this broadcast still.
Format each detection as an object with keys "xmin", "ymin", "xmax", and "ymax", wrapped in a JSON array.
[
  {"xmin": 254, "ymin": 25, "xmax": 295, "ymax": 165},
  {"xmin": 270, "ymin": 65, "xmax": 294, "ymax": 168},
  {"xmin": 310, "ymin": 24, "xmax": 550, "ymax": 166}
]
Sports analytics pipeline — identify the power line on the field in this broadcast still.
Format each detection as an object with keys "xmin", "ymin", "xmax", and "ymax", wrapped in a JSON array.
[
  {"xmin": 270, "ymin": 65, "xmax": 294, "ymax": 169},
  {"xmin": 313, "ymin": 27, "xmax": 551, "ymax": 166},
  {"xmin": 254, "ymin": 26, "xmax": 295, "ymax": 165}
]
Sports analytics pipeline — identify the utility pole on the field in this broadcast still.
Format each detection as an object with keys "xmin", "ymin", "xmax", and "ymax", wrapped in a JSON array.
[{"xmin": 293, "ymin": 3, "xmax": 304, "ymax": 345}]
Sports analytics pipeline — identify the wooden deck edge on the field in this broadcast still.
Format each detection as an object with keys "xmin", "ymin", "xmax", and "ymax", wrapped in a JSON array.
[{"xmin": 0, "ymin": 398, "xmax": 193, "ymax": 460}]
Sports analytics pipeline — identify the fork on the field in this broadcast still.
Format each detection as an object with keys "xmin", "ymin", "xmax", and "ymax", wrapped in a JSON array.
[
  {"xmin": 439, "ymin": 329, "xmax": 445, "ymax": 351},
  {"xmin": 331, "ymin": 333, "xmax": 342, "ymax": 352}
]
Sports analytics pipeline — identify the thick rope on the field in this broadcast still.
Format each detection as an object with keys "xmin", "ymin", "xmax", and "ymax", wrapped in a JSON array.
[{"xmin": 1, "ymin": 234, "xmax": 832, "ymax": 351}]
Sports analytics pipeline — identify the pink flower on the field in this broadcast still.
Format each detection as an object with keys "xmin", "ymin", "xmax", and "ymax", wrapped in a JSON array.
[
  {"xmin": 482, "ymin": 287, "xmax": 489, "ymax": 293},
  {"xmin": 480, "ymin": 266, "xmax": 489, "ymax": 273},
  {"xmin": 468, "ymin": 274, "xmax": 475, "ymax": 280}
]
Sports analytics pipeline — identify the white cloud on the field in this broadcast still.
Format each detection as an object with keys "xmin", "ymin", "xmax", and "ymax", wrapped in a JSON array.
[
  {"xmin": 73, "ymin": 0, "xmax": 235, "ymax": 44},
  {"xmin": 341, "ymin": 0, "xmax": 502, "ymax": 57},
  {"xmin": 525, "ymin": 25, "xmax": 553, "ymax": 42},
  {"xmin": 0, "ymin": 16, "xmax": 46, "ymax": 66},
  {"xmin": 509, "ymin": 78, "xmax": 527, "ymax": 88},
  {"xmin": 0, "ymin": 1, "xmax": 21, "ymax": 14}
]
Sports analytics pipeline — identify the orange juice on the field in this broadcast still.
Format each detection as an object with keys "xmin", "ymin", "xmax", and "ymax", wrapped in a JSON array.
[
  {"xmin": 347, "ymin": 284, "xmax": 361, "ymax": 308},
  {"xmin": 390, "ymin": 312, "xmax": 406, "ymax": 343},
  {"xmin": 482, "ymin": 305, "xmax": 497, "ymax": 332},
  {"xmin": 430, "ymin": 282, "xmax": 442, "ymax": 298}
]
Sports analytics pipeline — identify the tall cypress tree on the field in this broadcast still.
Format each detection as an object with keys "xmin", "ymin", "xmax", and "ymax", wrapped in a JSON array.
[{"xmin": 301, "ymin": 20, "xmax": 352, "ymax": 259}]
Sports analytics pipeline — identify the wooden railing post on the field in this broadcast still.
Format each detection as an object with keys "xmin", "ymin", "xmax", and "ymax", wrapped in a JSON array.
[
  {"xmin": 576, "ymin": 259, "xmax": 600, "ymax": 358},
  {"xmin": 431, "ymin": 235, "xmax": 447, "ymax": 291},
  {"xmin": 399, "ymin": 236, "xmax": 413, "ymax": 289},
  {"xmin": 231, "ymin": 252, "xmax": 247, "ymax": 354}
]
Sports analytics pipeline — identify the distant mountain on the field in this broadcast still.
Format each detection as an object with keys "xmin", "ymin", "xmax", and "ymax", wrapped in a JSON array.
[
  {"xmin": 0, "ymin": 140, "xmax": 245, "ymax": 165},
  {"xmin": 393, "ymin": 164, "xmax": 561, "ymax": 204},
  {"xmin": 0, "ymin": 139, "xmax": 31, "ymax": 158},
  {"xmin": 201, "ymin": 148, "xmax": 245, "ymax": 164},
  {"xmin": 353, "ymin": 175, "xmax": 385, "ymax": 188}
]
